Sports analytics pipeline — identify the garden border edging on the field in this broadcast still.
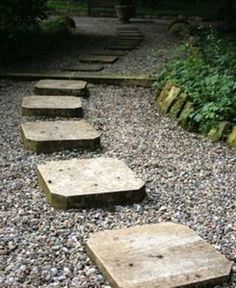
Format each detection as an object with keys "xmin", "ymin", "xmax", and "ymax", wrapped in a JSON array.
[{"xmin": 156, "ymin": 81, "xmax": 236, "ymax": 149}]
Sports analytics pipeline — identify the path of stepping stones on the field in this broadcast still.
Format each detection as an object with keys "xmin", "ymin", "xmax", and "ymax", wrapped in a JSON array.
[
  {"xmin": 19, "ymin": 24, "xmax": 233, "ymax": 288},
  {"xmin": 64, "ymin": 26, "xmax": 144, "ymax": 72}
]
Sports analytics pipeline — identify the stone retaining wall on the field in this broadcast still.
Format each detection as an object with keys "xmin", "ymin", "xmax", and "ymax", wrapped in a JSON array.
[{"xmin": 156, "ymin": 81, "xmax": 236, "ymax": 149}]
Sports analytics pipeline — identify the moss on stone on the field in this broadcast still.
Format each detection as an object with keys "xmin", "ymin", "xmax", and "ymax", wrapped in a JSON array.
[
  {"xmin": 178, "ymin": 101, "xmax": 195, "ymax": 131},
  {"xmin": 169, "ymin": 93, "xmax": 187, "ymax": 119},
  {"xmin": 207, "ymin": 121, "xmax": 232, "ymax": 142},
  {"xmin": 227, "ymin": 126, "xmax": 236, "ymax": 149},
  {"xmin": 156, "ymin": 80, "xmax": 172, "ymax": 107},
  {"xmin": 159, "ymin": 85, "xmax": 181, "ymax": 114}
]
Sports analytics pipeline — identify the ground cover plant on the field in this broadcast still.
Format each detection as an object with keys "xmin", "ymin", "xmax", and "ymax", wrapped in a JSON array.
[{"xmin": 155, "ymin": 28, "xmax": 236, "ymax": 134}]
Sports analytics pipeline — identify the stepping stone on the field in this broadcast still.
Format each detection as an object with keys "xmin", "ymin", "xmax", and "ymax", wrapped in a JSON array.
[
  {"xmin": 21, "ymin": 120, "xmax": 100, "ymax": 153},
  {"xmin": 116, "ymin": 40, "xmax": 141, "ymax": 46},
  {"xmin": 78, "ymin": 55, "xmax": 118, "ymax": 64},
  {"xmin": 37, "ymin": 158, "xmax": 146, "ymax": 209},
  {"xmin": 117, "ymin": 36, "xmax": 142, "ymax": 40},
  {"xmin": 92, "ymin": 50, "xmax": 128, "ymax": 56},
  {"xmin": 117, "ymin": 36, "xmax": 143, "ymax": 41},
  {"xmin": 117, "ymin": 31, "xmax": 141, "ymax": 35},
  {"xmin": 86, "ymin": 222, "xmax": 233, "ymax": 288},
  {"xmin": 117, "ymin": 30, "xmax": 142, "ymax": 35},
  {"xmin": 64, "ymin": 64, "xmax": 104, "ymax": 72},
  {"xmin": 107, "ymin": 45, "xmax": 135, "ymax": 51},
  {"xmin": 117, "ymin": 25, "xmax": 139, "ymax": 30},
  {"xmin": 34, "ymin": 79, "xmax": 87, "ymax": 97},
  {"xmin": 21, "ymin": 96, "xmax": 83, "ymax": 117}
]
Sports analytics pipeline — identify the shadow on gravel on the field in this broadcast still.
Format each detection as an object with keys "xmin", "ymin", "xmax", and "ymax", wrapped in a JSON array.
[{"xmin": 0, "ymin": 31, "xmax": 115, "ymax": 73}]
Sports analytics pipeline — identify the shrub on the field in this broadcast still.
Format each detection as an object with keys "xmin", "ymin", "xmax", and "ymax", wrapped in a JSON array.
[
  {"xmin": 168, "ymin": 19, "xmax": 192, "ymax": 39},
  {"xmin": 155, "ymin": 29, "xmax": 236, "ymax": 133},
  {"xmin": 0, "ymin": 0, "xmax": 47, "ymax": 36},
  {"xmin": 39, "ymin": 15, "xmax": 75, "ymax": 35}
]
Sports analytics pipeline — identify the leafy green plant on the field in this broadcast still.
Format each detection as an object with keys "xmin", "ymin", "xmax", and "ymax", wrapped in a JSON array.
[{"xmin": 155, "ymin": 29, "xmax": 236, "ymax": 133}]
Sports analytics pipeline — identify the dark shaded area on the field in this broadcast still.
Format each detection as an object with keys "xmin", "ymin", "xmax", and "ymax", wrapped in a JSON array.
[
  {"xmin": 0, "ymin": 0, "xmax": 235, "ymax": 68},
  {"xmin": 0, "ymin": 31, "xmax": 116, "ymax": 72}
]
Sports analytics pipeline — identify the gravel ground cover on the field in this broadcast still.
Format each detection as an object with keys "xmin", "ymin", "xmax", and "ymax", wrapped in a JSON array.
[
  {"xmin": 0, "ymin": 81, "xmax": 236, "ymax": 287},
  {"xmin": 0, "ymin": 17, "xmax": 236, "ymax": 288}
]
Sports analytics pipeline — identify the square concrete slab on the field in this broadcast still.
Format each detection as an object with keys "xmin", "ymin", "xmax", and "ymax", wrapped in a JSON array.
[
  {"xmin": 21, "ymin": 96, "xmax": 83, "ymax": 117},
  {"xmin": 64, "ymin": 64, "xmax": 104, "ymax": 72},
  {"xmin": 34, "ymin": 79, "xmax": 88, "ymax": 97},
  {"xmin": 21, "ymin": 120, "xmax": 100, "ymax": 153},
  {"xmin": 37, "ymin": 158, "xmax": 146, "ymax": 209},
  {"xmin": 78, "ymin": 55, "xmax": 118, "ymax": 64},
  {"xmin": 86, "ymin": 222, "xmax": 233, "ymax": 288}
]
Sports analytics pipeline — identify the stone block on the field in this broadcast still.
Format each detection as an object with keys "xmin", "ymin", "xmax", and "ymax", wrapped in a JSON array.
[
  {"xmin": 21, "ymin": 96, "xmax": 83, "ymax": 117},
  {"xmin": 21, "ymin": 120, "xmax": 100, "ymax": 153},
  {"xmin": 78, "ymin": 55, "xmax": 118, "ymax": 64},
  {"xmin": 169, "ymin": 92, "xmax": 187, "ymax": 118},
  {"xmin": 227, "ymin": 126, "xmax": 236, "ymax": 149},
  {"xmin": 159, "ymin": 85, "xmax": 181, "ymax": 113},
  {"xmin": 208, "ymin": 121, "xmax": 232, "ymax": 141},
  {"xmin": 37, "ymin": 158, "xmax": 146, "ymax": 209},
  {"xmin": 178, "ymin": 101, "xmax": 195, "ymax": 130},
  {"xmin": 86, "ymin": 222, "xmax": 232, "ymax": 288},
  {"xmin": 34, "ymin": 79, "xmax": 88, "ymax": 97}
]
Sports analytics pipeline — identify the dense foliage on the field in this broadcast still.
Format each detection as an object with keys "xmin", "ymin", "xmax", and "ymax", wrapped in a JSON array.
[
  {"xmin": 0, "ymin": 0, "xmax": 47, "ymax": 38},
  {"xmin": 156, "ymin": 29, "xmax": 236, "ymax": 133}
]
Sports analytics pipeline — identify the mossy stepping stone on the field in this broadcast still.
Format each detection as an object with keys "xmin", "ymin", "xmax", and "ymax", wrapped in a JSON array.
[
  {"xmin": 21, "ymin": 96, "xmax": 83, "ymax": 117},
  {"xmin": 37, "ymin": 158, "xmax": 146, "ymax": 209},
  {"xmin": 34, "ymin": 79, "xmax": 87, "ymax": 97},
  {"xmin": 86, "ymin": 222, "xmax": 232, "ymax": 288},
  {"xmin": 64, "ymin": 64, "xmax": 104, "ymax": 72},
  {"xmin": 78, "ymin": 55, "xmax": 118, "ymax": 64},
  {"xmin": 21, "ymin": 120, "xmax": 100, "ymax": 153}
]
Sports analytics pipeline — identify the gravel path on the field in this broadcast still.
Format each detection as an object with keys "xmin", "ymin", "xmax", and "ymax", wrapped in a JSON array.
[
  {"xmin": 0, "ymin": 17, "xmax": 236, "ymax": 288},
  {"xmin": 2, "ymin": 17, "xmax": 174, "ymax": 75}
]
